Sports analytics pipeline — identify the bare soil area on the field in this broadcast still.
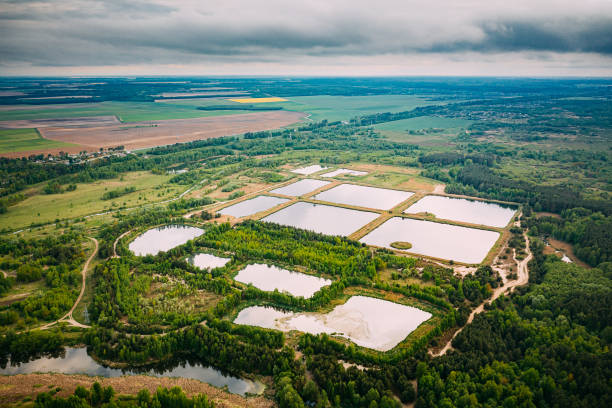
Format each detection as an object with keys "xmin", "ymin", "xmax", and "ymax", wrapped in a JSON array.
[
  {"xmin": 38, "ymin": 111, "xmax": 305, "ymax": 151},
  {"xmin": 0, "ymin": 373, "xmax": 273, "ymax": 408},
  {"xmin": 547, "ymin": 238, "xmax": 590, "ymax": 268}
]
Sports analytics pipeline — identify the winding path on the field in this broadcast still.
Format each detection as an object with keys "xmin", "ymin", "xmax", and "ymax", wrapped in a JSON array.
[
  {"xmin": 38, "ymin": 237, "xmax": 98, "ymax": 330},
  {"xmin": 430, "ymin": 232, "xmax": 532, "ymax": 357}
]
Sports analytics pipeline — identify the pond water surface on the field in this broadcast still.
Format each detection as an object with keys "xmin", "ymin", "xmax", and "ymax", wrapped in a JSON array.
[
  {"xmin": 234, "ymin": 264, "xmax": 332, "ymax": 298},
  {"xmin": 234, "ymin": 296, "xmax": 432, "ymax": 351},
  {"xmin": 262, "ymin": 202, "xmax": 379, "ymax": 236},
  {"xmin": 404, "ymin": 195, "xmax": 516, "ymax": 228},
  {"xmin": 291, "ymin": 164, "xmax": 328, "ymax": 175},
  {"xmin": 219, "ymin": 195, "xmax": 288, "ymax": 218},
  {"xmin": 270, "ymin": 179, "xmax": 331, "ymax": 197},
  {"xmin": 313, "ymin": 184, "xmax": 413, "ymax": 210},
  {"xmin": 129, "ymin": 225, "xmax": 203, "ymax": 256},
  {"xmin": 321, "ymin": 169, "xmax": 368, "ymax": 178},
  {"xmin": 0, "ymin": 347, "xmax": 264, "ymax": 396},
  {"xmin": 359, "ymin": 217, "xmax": 499, "ymax": 264},
  {"xmin": 187, "ymin": 253, "xmax": 231, "ymax": 270}
]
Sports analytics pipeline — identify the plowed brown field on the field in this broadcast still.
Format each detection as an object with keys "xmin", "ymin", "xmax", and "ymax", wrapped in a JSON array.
[
  {"xmin": 39, "ymin": 111, "xmax": 304, "ymax": 151},
  {"xmin": 0, "ymin": 110, "xmax": 304, "ymax": 157}
]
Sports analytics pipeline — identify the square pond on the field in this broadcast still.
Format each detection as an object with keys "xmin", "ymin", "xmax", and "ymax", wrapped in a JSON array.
[{"xmin": 261, "ymin": 201, "xmax": 379, "ymax": 236}]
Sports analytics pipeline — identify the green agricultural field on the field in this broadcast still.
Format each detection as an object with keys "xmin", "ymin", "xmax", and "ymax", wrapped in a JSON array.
[
  {"xmin": 251, "ymin": 95, "xmax": 442, "ymax": 122},
  {"xmin": 0, "ymin": 128, "xmax": 76, "ymax": 153},
  {"xmin": 0, "ymin": 101, "xmax": 256, "ymax": 123},
  {"xmin": 0, "ymin": 171, "xmax": 186, "ymax": 230},
  {"xmin": 0, "ymin": 95, "xmax": 442, "ymax": 125}
]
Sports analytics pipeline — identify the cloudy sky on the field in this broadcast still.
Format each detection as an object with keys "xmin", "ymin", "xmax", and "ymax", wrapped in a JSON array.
[{"xmin": 1, "ymin": 0, "xmax": 611, "ymax": 76}]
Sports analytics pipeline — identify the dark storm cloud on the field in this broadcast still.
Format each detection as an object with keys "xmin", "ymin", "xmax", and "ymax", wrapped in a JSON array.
[
  {"xmin": 478, "ymin": 20, "xmax": 612, "ymax": 54},
  {"xmin": 0, "ymin": 0, "xmax": 611, "ymax": 71}
]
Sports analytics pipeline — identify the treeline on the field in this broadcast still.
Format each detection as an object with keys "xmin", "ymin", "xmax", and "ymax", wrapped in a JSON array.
[
  {"xmin": 524, "ymin": 208, "xmax": 611, "ymax": 267},
  {"xmin": 418, "ymin": 152, "xmax": 496, "ymax": 167},
  {"xmin": 167, "ymin": 197, "xmax": 214, "ymax": 211},
  {"xmin": 416, "ymin": 243, "xmax": 612, "ymax": 408},
  {"xmin": 447, "ymin": 164, "xmax": 612, "ymax": 215},
  {"xmin": 34, "ymin": 382, "xmax": 214, "ymax": 408},
  {"xmin": 0, "ymin": 329, "xmax": 65, "ymax": 367},
  {"xmin": 84, "ymin": 324, "xmax": 297, "ymax": 377}
]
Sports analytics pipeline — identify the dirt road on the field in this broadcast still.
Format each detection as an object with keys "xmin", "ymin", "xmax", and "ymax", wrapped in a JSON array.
[
  {"xmin": 430, "ymin": 232, "xmax": 532, "ymax": 357},
  {"xmin": 38, "ymin": 237, "xmax": 98, "ymax": 330}
]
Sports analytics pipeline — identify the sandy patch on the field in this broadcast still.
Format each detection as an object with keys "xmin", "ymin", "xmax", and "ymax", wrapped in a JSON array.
[{"xmin": 547, "ymin": 238, "xmax": 590, "ymax": 268}]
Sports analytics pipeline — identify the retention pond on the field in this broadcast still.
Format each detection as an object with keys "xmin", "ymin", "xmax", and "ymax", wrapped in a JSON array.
[
  {"xmin": 359, "ymin": 217, "xmax": 499, "ymax": 264},
  {"xmin": 234, "ymin": 296, "xmax": 431, "ymax": 351},
  {"xmin": 234, "ymin": 264, "xmax": 331, "ymax": 298},
  {"xmin": 129, "ymin": 225, "xmax": 203, "ymax": 256}
]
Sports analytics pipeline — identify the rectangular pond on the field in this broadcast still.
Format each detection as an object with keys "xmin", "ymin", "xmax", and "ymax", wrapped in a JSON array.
[
  {"xmin": 321, "ymin": 168, "xmax": 368, "ymax": 178},
  {"xmin": 129, "ymin": 225, "xmax": 203, "ymax": 256},
  {"xmin": 291, "ymin": 164, "xmax": 328, "ymax": 175},
  {"xmin": 313, "ymin": 184, "xmax": 413, "ymax": 210},
  {"xmin": 234, "ymin": 263, "xmax": 332, "ymax": 298},
  {"xmin": 187, "ymin": 253, "xmax": 231, "ymax": 270},
  {"xmin": 261, "ymin": 202, "xmax": 379, "ymax": 236},
  {"xmin": 234, "ymin": 296, "xmax": 432, "ymax": 351},
  {"xmin": 359, "ymin": 217, "xmax": 500, "ymax": 264},
  {"xmin": 270, "ymin": 179, "xmax": 331, "ymax": 197},
  {"xmin": 404, "ymin": 195, "xmax": 516, "ymax": 228},
  {"xmin": 219, "ymin": 195, "xmax": 289, "ymax": 218}
]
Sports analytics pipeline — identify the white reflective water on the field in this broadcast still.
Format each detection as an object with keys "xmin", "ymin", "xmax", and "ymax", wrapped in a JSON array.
[
  {"xmin": 234, "ymin": 296, "xmax": 432, "ymax": 351},
  {"xmin": 360, "ymin": 217, "xmax": 499, "ymax": 264},
  {"xmin": 270, "ymin": 179, "xmax": 331, "ymax": 197},
  {"xmin": 313, "ymin": 184, "xmax": 413, "ymax": 210},
  {"xmin": 219, "ymin": 195, "xmax": 289, "ymax": 218},
  {"xmin": 129, "ymin": 225, "xmax": 203, "ymax": 256},
  {"xmin": 404, "ymin": 195, "xmax": 516, "ymax": 228},
  {"xmin": 187, "ymin": 253, "xmax": 231, "ymax": 270},
  {"xmin": 291, "ymin": 164, "xmax": 328, "ymax": 175},
  {"xmin": 320, "ymin": 169, "xmax": 368, "ymax": 178},
  {"xmin": 234, "ymin": 264, "xmax": 332, "ymax": 298},
  {"xmin": 262, "ymin": 202, "xmax": 379, "ymax": 236},
  {"xmin": 0, "ymin": 348, "xmax": 264, "ymax": 396}
]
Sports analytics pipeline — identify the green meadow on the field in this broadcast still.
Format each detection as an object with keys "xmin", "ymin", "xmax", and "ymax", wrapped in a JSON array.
[{"xmin": 0, "ymin": 128, "xmax": 75, "ymax": 153}]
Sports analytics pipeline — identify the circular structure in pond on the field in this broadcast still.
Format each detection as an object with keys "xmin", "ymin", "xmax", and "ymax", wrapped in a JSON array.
[{"xmin": 390, "ymin": 241, "xmax": 413, "ymax": 250}]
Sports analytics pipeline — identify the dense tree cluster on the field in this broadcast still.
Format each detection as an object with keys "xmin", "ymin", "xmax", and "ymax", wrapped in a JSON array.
[
  {"xmin": 34, "ymin": 382, "xmax": 214, "ymax": 408},
  {"xmin": 525, "ymin": 208, "xmax": 611, "ymax": 267},
  {"xmin": 0, "ymin": 233, "xmax": 85, "ymax": 326}
]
